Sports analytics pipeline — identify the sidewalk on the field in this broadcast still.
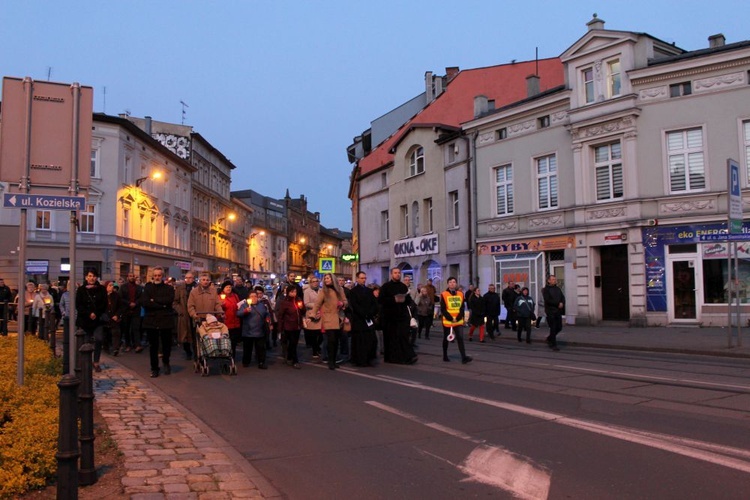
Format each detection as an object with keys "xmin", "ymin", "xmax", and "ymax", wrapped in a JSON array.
[{"xmin": 548, "ymin": 323, "xmax": 750, "ymax": 358}]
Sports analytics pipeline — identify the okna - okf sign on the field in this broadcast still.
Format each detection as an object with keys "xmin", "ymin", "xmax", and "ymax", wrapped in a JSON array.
[{"xmin": 393, "ymin": 234, "xmax": 439, "ymax": 258}]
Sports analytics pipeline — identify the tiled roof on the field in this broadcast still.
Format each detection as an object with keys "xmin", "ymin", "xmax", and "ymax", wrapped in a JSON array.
[{"xmin": 358, "ymin": 58, "xmax": 564, "ymax": 177}]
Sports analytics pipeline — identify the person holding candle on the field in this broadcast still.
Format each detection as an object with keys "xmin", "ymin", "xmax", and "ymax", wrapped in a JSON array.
[
  {"xmin": 219, "ymin": 280, "xmax": 241, "ymax": 359},
  {"xmin": 277, "ymin": 283, "xmax": 304, "ymax": 368}
]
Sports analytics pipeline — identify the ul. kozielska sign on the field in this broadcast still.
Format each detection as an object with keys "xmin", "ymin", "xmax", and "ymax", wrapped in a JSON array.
[{"xmin": 393, "ymin": 234, "xmax": 439, "ymax": 257}]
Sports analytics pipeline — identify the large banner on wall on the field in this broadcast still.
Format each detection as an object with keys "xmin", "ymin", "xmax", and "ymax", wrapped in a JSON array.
[{"xmin": 643, "ymin": 222, "xmax": 750, "ymax": 312}]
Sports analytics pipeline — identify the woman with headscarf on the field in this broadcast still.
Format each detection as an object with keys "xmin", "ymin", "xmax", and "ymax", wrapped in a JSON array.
[
  {"xmin": 75, "ymin": 269, "xmax": 108, "ymax": 372},
  {"xmin": 311, "ymin": 273, "xmax": 348, "ymax": 370}
]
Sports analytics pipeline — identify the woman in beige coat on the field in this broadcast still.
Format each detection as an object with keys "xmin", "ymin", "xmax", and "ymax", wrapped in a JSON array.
[{"xmin": 311, "ymin": 273, "xmax": 347, "ymax": 370}]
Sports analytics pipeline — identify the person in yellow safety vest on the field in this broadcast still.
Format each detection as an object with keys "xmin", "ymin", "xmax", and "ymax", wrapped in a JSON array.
[{"xmin": 440, "ymin": 277, "xmax": 473, "ymax": 364}]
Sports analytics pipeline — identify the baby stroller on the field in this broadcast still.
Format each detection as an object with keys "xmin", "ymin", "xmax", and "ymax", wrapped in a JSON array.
[{"xmin": 194, "ymin": 314, "xmax": 237, "ymax": 376}]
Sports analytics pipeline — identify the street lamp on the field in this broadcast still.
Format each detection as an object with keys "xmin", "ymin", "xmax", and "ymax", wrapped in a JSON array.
[
  {"xmin": 217, "ymin": 213, "xmax": 236, "ymax": 224},
  {"xmin": 250, "ymin": 230, "xmax": 265, "ymax": 238},
  {"xmin": 135, "ymin": 171, "xmax": 162, "ymax": 187}
]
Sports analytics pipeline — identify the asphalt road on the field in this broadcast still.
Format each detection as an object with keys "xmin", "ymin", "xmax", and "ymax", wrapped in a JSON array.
[{"xmin": 110, "ymin": 337, "xmax": 750, "ymax": 499}]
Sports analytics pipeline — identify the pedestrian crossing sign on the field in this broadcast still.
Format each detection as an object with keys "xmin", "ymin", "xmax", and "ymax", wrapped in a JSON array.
[{"xmin": 318, "ymin": 257, "xmax": 335, "ymax": 273}]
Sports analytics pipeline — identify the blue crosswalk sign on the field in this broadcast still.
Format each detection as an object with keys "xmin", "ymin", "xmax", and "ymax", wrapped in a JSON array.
[{"xmin": 318, "ymin": 258, "xmax": 335, "ymax": 273}]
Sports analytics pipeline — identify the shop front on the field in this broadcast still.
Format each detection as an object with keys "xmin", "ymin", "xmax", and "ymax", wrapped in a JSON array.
[{"xmin": 644, "ymin": 222, "xmax": 750, "ymax": 326}]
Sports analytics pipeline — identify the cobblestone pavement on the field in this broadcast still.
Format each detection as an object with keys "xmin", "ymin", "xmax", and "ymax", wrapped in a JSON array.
[{"xmin": 94, "ymin": 359, "xmax": 280, "ymax": 499}]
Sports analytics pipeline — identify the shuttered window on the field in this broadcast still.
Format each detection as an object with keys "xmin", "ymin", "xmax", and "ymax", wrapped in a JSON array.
[
  {"xmin": 537, "ymin": 154, "xmax": 558, "ymax": 209},
  {"xmin": 494, "ymin": 164, "xmax": 514, "ymax": 215},
  {"xmin": 667, "ymin": 128, "xmax": 705, "ymax": 192},
  {"xmin": 594, "ymin": 142, "xmax": 623, "ymax": 201}
]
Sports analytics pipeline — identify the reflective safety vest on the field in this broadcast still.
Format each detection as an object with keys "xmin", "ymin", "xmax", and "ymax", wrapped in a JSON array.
[{"xmin": 441, "ymin": 290, "xmax": 464, "ymax": 327}]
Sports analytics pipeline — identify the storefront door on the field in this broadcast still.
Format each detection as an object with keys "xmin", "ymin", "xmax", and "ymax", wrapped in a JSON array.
[
  {"xmin": 668, "ymin": 258, "xmax": 700, "ymax": 322},
  {"xmin": 601, "ymin": 245, "xmax": 629, "ymax": 321}
]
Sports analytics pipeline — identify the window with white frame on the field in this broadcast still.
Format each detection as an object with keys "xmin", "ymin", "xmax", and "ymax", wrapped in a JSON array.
[
  {"xmin": 424, "ymin": 197, "xmax": 433, "ymax": 232},
  {"xmin": 667, "ymin": 128, "xmax": 705, "ymax": 193},
  {"xmin": 412, "ymin": 201, "xmax": 419, "ymax": 235},
  {"xmin": 494, "ymin": 164, "xmax": 514, "ymax": 216},
  {"xmin": 380, "ymin": 210, "xmax": 389, "ymax": 242},
  {"xmin": 743, "ymin": 121, "xmax": 750, "ymax": 179},
  {"xmin": 583, "ymin": 67, "xmax": 595, "ymax": 104},
  {"xmin": 594, "ymin": 142, "xmax": 623, "ymax": 201},
  {"xmin": 35, "ymin": 210, "xmax": 51, "ymax": 230},
  {"xmin": 79, "ymin": 204, "xmax": 95, "ymax": 233},
  {"xmin": 448, "ymin": 143, "xmax": 456, "ymax": 163},
  {"xmin": 381, "ymin": 172, "xmax": 387, "ymax": 189},
  {"xmin": 409, "ymin": 146, "xmax": 425, "ymax": 177},
  {"xmin": 90, "ymin": 149, "xmax": 100, "ymax": 178},
  {"xmin": 536, "ymin": 154, "xmax": 558, "ymax": 209},
  {"xmin": 400, "ymin": 204, "xmax": 409, "ymax": 238},
  {"xmin": 607, "ymin": 59, "xmax": 621, "ymax": 98},
  {"xmin": 449, "ymin": 191, "xmax": 459, "ymax": 228}
]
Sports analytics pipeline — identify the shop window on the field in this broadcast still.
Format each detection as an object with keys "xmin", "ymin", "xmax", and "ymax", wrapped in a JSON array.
[{"xmin": 702, "ymin": 257, "xmax": 750, "ymax": 303}]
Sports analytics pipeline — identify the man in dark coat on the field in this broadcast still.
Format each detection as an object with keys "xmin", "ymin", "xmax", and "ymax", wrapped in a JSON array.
[
  {"xmin": 120, "ymin": 272, "xmax": 144, "ymax": 352},
  {"xmin": 378, "ymin": 267, "xmax": 417, "ymax": 365},
  {"xmin": 140, "ymin": 267, "xmax": 176, "ymax": 377},
  {"xmin": 501, "ymin": 281, "xmax": 518, "ymax": 331},
  {"xmin": 348, "ymin": 271, "xmax": 379, "ymax": 366},
  {"xmin": 483, "ymin": 284, "xmax": 501, "ymax": 339},
  {"xmin": 0, "ymin": 278, "xmax": 12, "ymax": 336},
  {"xmin": 541, "ymin": 275, "xmax": 565, "ymax": 351}
]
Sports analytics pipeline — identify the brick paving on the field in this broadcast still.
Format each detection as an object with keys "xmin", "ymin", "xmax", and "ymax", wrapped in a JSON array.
[{"xmin": 94, "ymin": 359, "xmax": 280, "ymax": 499}]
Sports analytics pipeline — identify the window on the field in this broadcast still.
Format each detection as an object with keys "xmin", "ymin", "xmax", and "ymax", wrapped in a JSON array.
[
  {"xmin": 409, "ymin": 146, "xmax": 425, "ymax": 176},
  {"xmin": 670, "ymin": 82, "xmax": 692, "ymax": 98},
  {"xmin": 424, "ymin": 197, "xmax": 433, "ymax": 232},
  {"xmin": 380, "ymin": 210, "xmax": 389, "ymax": 242},
  {"xmin": 744, "ymin": 121, "xmax": 750, "ymax": 179},
  {"xmin": 448, "ymin": 143, "xmax": 456, "ymax": 163},
  {"xmin": 381, "ymin": 172, "xmax": 387, "ymax": 188},
  {"xmin": 412, "ymin": 201, "xmax": 419, "ymax": 235},
  {"xmin": 538, "ymin": 115, "xmax": 550, "ymax": 128},
  {"xmin": 536, "ymin": 154, "xmax": 558, "ymax": 209},
  {"xmin": 90, "ymin": 149, "xmax": 100, "ymax": 178},
  {"xmin": 35, "ymin": 210, "xmax": 51, "ymax": 230},
  {"xmin": 80, "ymin": 204, "xmax": 95, "ymax": 233},
  {"xmin": 667, "ymin": 128, "xmax": 705, "ymax": 192},
  {"xmin": 449, "ymin": 191, "xmax": 459, "ymax": 228},
  {"xmin": 607, "ymin": 59, "xmax": 621, "ymax": 97},
  {"xmin": 583, "ymin": 67, "xmax": 595, "ymax": 103},
  {"xmin": 496, "ymin": 128, "xmax": 508, "ymax": 140},
  {"xmin": 400, "ymin": 204, "xmax": 409, "ymax": 238},
  {"xmin": 594, "ymin": 142, "xmax": 623, "ymax": 201},
  {"xmin": 494, "ymin": 164, "xmax": 514, "ymax": 215}
]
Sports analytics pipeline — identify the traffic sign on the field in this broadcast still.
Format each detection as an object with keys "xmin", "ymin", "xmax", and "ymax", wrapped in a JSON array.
[
  {"xmin": 3, "ymin": 193, "xmax": 86, "ymax": 210},
  {"xmin": 728, "ymin": 159, "xmax": 742, "ymax": 234},
  {"xmin": 318, "ymin": 257, "xmax": 335, "ymax": 274}
]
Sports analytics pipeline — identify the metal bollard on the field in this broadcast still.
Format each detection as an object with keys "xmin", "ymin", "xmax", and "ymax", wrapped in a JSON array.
[
  {"xmin": 78, "ymin": 342, "xmax": 97, "ymax": 486},
  {"xmin": 74, "ymin": 328, "xmax": 85, "ymax": 381},
  {"xmin": 62, "ymin": 318, "xmax": 70, "ymax": 375},
  {"xmin": 56, "ymin": 374, "xmax": 80, "ymax": 500}
]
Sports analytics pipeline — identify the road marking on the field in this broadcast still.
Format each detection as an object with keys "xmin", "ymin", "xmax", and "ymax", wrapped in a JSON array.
[
  {"xmin": 550, "ymin": 364, "xmax": 750, "ymax": 391},
  {"xmin": 347, "ymin": 370, "xmax": 750, "ymax": 474},
  {"xmin": 367, "ymin": 401, "xmax": 551, "ymax": 500}
]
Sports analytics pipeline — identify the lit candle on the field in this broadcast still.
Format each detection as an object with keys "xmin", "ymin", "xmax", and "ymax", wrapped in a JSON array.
[
  {"xmin": 220, "ymin": 294, "xmax": 226, "ymax": 300},
  {"xmin": 44, "ymin": 297, "xmax": 52, "ymax": 305}
]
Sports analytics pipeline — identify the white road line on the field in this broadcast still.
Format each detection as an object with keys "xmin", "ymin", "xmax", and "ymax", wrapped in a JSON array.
[
  {"xmin": 347, "ymin": 370, "xmax": 750, "ymax": 474},
  {"xmin": 367, "ymin": 401, "xmax": 551, "ymax": 500},
  {"xmin": 547, "ymin": 364, "xmax": 750, "ymax": 391}
]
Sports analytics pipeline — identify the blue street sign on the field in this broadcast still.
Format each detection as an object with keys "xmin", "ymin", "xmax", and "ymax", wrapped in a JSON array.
[{"xmin": 3, "ymin": 193, "xmax": 86, "ymax": 210}]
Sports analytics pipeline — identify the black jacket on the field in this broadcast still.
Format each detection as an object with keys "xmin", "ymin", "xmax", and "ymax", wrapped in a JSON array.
[
  {"xmin": 139, "ymin": 281, "xmax": 176, "ymax": 330},
  {"xmin": 75, "ymin": 283, "xmax": 108, "ymax": 330},
  {"xmin": 542, "ymin": 285, "xmax": 565, "ymax": 316},
  {"xmin": 348, "ymin": 283, "xmax": 378, "ymax": 331},
  {"xmin": 483, "ymin": 291, "xmax": 501, "ymax": 316}
]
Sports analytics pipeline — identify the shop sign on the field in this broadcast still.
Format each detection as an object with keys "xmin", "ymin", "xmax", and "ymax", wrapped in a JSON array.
[
  {"xmin": 341, "ymin": 253, "xmax": 358, "ymax": 262},
  {"xmin": 393, "ymin": 234, "xmax": 439, "ymax": 257},
  {"xmin": 25, "ymin": 260, "xmax": 48, "ymax": 274},
  {"xmin": 604, "ymin": 232, "xmax": 624, "ymax": 244},
  {"xmin": 478, "ymin": 235, "xmax": 575, "ymax": 255},
  {"xmin": 174, "ymin": 261, "xmax": 192, "ymax": 271}
]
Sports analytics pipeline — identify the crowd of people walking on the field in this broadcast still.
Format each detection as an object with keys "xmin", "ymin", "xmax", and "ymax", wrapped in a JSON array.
[{"xmin": 0, "ymin": 267, "xmax": 567, "ymax": 379}]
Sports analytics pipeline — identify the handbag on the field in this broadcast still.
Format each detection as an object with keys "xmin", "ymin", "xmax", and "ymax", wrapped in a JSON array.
[{"xmin": 407, "ymin": 307, "xmax": 418, "ymax": 329}]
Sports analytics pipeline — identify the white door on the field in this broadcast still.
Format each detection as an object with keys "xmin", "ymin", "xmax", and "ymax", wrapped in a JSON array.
[{"xmin": 667, "ymin": 257, "xmax": 702, "ymax": 323}]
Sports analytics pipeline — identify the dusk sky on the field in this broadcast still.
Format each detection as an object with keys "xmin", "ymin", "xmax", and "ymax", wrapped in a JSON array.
[{"xmin": 2, "ymin": 1, "xmax": 748, "ymax": 230}]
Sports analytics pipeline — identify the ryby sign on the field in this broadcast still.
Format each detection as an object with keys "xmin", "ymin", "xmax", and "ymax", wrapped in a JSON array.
[{"xmin": 393, "ymin": 234, "xmax": 439, "ymax": 258}]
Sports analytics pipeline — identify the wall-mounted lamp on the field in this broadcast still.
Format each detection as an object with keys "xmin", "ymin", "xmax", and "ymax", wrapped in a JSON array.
[
  {"xmin": 250, "ymin": 230, "xmax": 266, "ymax": 239},
  {"xmin": 135, "ymin": 171, "xmax": 163, "ymax": 187},
  {"xmin": 217, "ymin": 213, "xmax": 236, "ymax": 224}
]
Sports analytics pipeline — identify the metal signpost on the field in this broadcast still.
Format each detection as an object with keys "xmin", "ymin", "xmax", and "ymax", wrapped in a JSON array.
[{"xmin": 727, "ymin": 159, "xmax": 742, "ymax": 348}]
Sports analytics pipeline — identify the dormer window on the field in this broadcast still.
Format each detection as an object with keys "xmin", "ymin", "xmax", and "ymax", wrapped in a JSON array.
[
  {"xmin": 607, "ymin": 59, "xmax": 621, "ymax": 97},
  {"xmin": 583, "ymin": 67, "xmax": 595, "ymax": 103},
  {"xmin": 409, "ymin": 146, "xmax": 425, "ymax": 177}
]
